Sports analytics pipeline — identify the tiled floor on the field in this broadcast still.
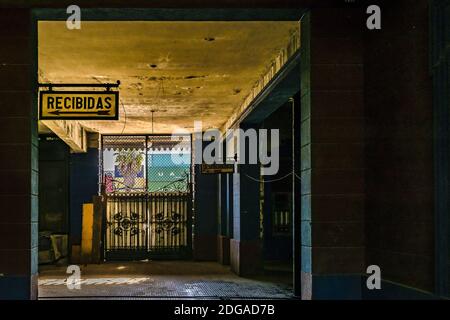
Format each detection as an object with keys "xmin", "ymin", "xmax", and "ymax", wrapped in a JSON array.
[{"xmin": 38, "ymin": 261, "xmax": 293, "ymax": 300}]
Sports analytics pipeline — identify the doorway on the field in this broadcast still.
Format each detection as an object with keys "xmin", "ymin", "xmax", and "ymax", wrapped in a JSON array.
[
  {"xmin": 101, "ymin": 134, "xmax": 193, "ymax": 260},
  {"xmin": 34, "ymin": 8, "xmax": 303, "ymax": 299}
]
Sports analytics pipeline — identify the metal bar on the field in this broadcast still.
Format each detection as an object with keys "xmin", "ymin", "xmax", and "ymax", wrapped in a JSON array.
[
  {"xmin": 38, "ymin": 81, "xmax": 121, "ymax": 88},
  {"xmin": 101, "ymin": 133, "xmax": 191, "ymax": 137},
  {"xmin": 147, "ymin": 195, "xmax": 150, "ymax": 252},
  {"xmin": 145, "ymin": 136, "xmax": 149, "ymax": 192}
]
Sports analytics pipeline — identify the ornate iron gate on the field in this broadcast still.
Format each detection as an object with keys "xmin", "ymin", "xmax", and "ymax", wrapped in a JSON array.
[{"xmin": 101, "ymin": 135, "xmax": 193, "ymax": 260}]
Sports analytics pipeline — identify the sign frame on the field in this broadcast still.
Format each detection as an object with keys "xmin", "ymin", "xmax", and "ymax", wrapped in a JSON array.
[{"xmin": 39, "ymin": 90, "xmax": 119, "ymax": 120}]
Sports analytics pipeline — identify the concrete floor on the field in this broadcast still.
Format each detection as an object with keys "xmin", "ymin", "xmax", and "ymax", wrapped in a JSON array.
[{"xmin": 38, "ymin": 261, "xmax": 293, "ymax": 300}]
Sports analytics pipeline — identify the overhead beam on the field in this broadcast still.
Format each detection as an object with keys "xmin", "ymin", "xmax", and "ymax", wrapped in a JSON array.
[
  {"xmin": 239, "ymin": 53, "xmax": 300, "ymax": 125},
  {"xmin": 41, "ymin": 120, "xmax": 88, "ymax": 153},
  {"xmin": 32, "ymin": 8, "xmax": 307, "ymax": 21},
  {"xmin": 222, "ymin": 26, "xmax": 300, "ymax": 131}
]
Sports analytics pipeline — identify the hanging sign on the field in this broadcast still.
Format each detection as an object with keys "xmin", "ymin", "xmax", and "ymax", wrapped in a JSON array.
[
  {"xmin": 201, "ymin": 163, "xmax": 235, "ymax": 174},
  {"xmin": 39, "ymin": 91, "xmax": 119, "ymax": 120}
]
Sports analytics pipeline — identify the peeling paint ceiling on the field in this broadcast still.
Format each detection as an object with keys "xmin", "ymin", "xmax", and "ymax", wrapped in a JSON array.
[{"xmin": 38, "ymin": 21, "xmax": 299, "ymax": 134}]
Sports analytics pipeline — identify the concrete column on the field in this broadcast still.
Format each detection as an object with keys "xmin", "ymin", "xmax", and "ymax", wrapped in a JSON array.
[
  {"xmin": 230, "ymin": 125, "xmax": 262, "ymax": 276},
  {"xmin": 69, "ymin": 149, "xmax": 99, "ymax": 248},
  {"xmin": 227, "ymin": 173, "xmax": 233, "ymax": 240},
  {"xmin": 0, "ymin": 9, "xmax": 38, "ymax": 299},
  {"xmin": 217, "ymin": 173, "xmax": 230, "ymax": 265},
  {"xmin": 292, "ymin": 94, "xmax": 302, "ymax": 297},
  {"xmin": 193, "ymin": 137, "xmax": 218, "ymax": 260},
  {"xmin": 217, "ymin": 137, "xmax": 231, "ymax": 265},
  {"xmin": 300, "ymin": 9, "xmax": 365, "ymax": 299},
  {"xmin": 365, "ymin": 1, "xmax": 434, "ymax": 297}
]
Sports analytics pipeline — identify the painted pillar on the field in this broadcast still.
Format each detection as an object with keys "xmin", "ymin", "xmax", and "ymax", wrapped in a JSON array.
[
  {"xmin": 230, "ymin": 124, "xmax": 262, "ymax": 276},
  {"xmin": 292, "ymin": 93, "xmax": 302, "ymax": 297},
  {"xmin": 0, "ymin": 9, "xmax": 38, "ymax": 299},
  {"xmin": 193, "ymin": 136, "xmax": 218, "ymax": 260},
  {"xmin": 69, "ymin": 148, "xmax": 99, "ymax": 247},
  {"xmin": 217, "ymin": 173, "xmax": 230, "ymax": 264},
  {"xmin": 364, "ymin": 0, "xmax": 434, "ymax": 297},
  {"xmin": 300, "ymin": 9, "xmax": 365, "ymax": 299},
  {"xmin": 227, "ymin": 174, "xmax": 234, "ymax": 240},
  {"xmin": 217, "ymin": 139, "xmax": 231, "ymax": 265}
]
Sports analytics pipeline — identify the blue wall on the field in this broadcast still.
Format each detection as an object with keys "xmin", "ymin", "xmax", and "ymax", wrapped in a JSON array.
[
  {"xmin": 69, "ymin": 148, "xmax": 99, "ymax": 245},
  {"xmin": 193, "ymin": 138, "xmax": 219, "ymax": 260},
  {"xmin": 194, "ymin": 164, "xmax": 218, "ymax": 237}
]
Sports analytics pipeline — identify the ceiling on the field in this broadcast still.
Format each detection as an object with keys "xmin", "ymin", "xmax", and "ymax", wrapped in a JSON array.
[{"xmin": 38, "ymin": 21, "xmax": 299, "ymax": 134}]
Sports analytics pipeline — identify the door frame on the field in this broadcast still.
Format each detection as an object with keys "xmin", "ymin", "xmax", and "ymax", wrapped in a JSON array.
[{"xmin": 31, "ymin": 6, "xmax": 306, "ymax": 295}]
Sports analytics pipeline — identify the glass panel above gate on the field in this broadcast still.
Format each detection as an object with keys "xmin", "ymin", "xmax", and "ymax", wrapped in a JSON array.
[
  {"xmin": 102, "ymin": 135, "xmax": 147, "ymax": 193},
  {"xmin": 147, "ymin": 135, "xmax": 191, "ymax": 193},
  {"xmin": 101, "ymin": 135, "xmax": 191, "ymax": 194}
]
